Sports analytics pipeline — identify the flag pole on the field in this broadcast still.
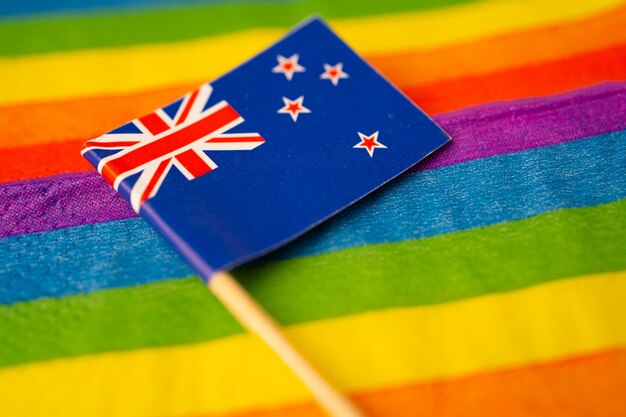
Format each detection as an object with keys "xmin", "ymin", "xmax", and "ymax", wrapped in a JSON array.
[{"xmin": 209, "ymin": 271, "xmax": 367, "ymax": 417}]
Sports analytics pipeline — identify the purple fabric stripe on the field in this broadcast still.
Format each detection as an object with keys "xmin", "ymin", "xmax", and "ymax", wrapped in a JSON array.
[
  {"xmin": 2, "ymin": 82, "xmax": 625, "ymax": 239},
  {"xmin": 411, "ymin": 81, "xmax": 626, "ymax": 172},
  {"xmin": 0, "ymin": 172, "xmax": 135, "ymax": 239}
]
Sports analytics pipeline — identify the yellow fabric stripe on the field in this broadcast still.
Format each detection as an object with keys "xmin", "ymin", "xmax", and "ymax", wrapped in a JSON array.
[
  {"xmin": 0, "ymin": 0, "xmax": 621, "ymax": 106},
  {"xmin": 1, "ymin": 271, "xmax": 624, "ymax": 417}
]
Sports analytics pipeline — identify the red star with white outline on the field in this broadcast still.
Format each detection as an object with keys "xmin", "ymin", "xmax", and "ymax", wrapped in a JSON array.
[
  {"xmin": 353, "ymin": 131, "xmax": 386, "ymax": 157},
  {"xmin": 277, "ymin": 96, "xmax": 311, "ymax": 122},
  {"xmin": 320, "ymin": 63, "xmax": 349, "ymax": 86},
  {"xmin": 272, "ymin": 54, "xmax": 305, "ymax": 81}
]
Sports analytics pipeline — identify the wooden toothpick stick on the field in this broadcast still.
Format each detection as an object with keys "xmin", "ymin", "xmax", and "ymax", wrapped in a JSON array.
[{"xmin": 209, "ymin": 271, "xmax": 366, "ymax": 417}]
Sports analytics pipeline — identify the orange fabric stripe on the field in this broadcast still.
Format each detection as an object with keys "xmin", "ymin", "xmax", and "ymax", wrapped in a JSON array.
[
  {"xmin": 2, "ymin": 4, "xmax": 626, "ymax": 151},
  {"xmin": 206, "ymin": 349, "xmax": 626, "ymax": 417}
]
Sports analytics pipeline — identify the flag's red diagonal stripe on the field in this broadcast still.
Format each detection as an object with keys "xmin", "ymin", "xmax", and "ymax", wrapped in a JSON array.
[
  {"xmin": 176, "ymin": 149, "xmax": 213, "ymax": 178},
  {"xmin": 208, "ymin": 136, "xmax": 265, "ymax": 143},
  {"xmin": 177, "ymin": 90, "xmax": 199, "ymax": 126},
  {"xmin": 139, "ymin": 112, "xmax": 170, "ymax": 135},
  {"xmin": 140, "ymin": 159, "xmax": 170, "ymax": 206},
  {"xmin": 101, "ymin": 104, "xmax": 239, "ymax": 186},
  {"xmin": 83, "ymin": 140, "xmax": 140, "ymax": 149}
]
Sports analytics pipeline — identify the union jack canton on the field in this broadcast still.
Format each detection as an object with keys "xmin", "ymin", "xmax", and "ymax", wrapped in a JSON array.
[{"xmin": 81, "ymin": 83, "xmax": 264, "ymax": 212}]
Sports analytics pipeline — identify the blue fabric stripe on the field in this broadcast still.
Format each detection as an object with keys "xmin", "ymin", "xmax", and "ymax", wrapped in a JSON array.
[{"xmin": 1, "ymin": 131, "xmax": 624, "ymax": 304}]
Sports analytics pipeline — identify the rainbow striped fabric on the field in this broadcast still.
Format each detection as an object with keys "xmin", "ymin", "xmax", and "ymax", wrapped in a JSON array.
[{"xmin": 1, "ymin": 0, "xmax": 625, "ymax": 416}]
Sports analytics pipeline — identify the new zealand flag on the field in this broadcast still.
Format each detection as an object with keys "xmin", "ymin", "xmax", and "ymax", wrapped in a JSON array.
[{"xmin": 82, "ymin": 17, "xmax": 450, "ymax": 279}]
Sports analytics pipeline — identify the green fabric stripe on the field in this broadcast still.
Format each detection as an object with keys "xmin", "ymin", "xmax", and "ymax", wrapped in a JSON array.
[
  {"xmin": 1, "ymin": 199, "xmax": 624, "ymax": 368},
  {"xmin": 0, "ymin": 0, "xmax": 475, "ymax": 56}
]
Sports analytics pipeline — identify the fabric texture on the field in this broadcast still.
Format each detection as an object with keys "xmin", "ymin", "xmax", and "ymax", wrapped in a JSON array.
[{"xmin": 0, "ymin": 0, "xmax": 625, "ymax": 416}]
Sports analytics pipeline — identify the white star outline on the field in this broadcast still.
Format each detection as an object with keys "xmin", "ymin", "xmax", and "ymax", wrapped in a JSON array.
[
  {"xmin": 272, "ymin": 54, "xmax": 306, "ymax": 81},
  {"xmin": 277, "ymin": 96, "xmax": 311, "ymax": 122},
  {"xmin": 320, "ymin": 63, "xmax": 349, "ymax": 86},
  {"xmin": 353, "ymin": 131, "xmax": 387, "ymax": 157}
]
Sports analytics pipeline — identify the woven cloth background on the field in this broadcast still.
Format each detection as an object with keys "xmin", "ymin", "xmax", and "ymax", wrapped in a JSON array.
[{"xmin": 0, "ymin": 0, "xmax": 625, "ymax": 416}]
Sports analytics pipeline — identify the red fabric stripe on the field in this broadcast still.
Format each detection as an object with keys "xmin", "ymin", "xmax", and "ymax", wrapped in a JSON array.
[
  {"xmin": 101, "ymin": 104, "xmax": 239, "ymax": 185},
  {"xmin": 176, "ymin": 149, "xmax": 213, "ymax": 178},
  {"xmin": 177, "ymin": 90, "xmax": 199, "ymax": 126},
  {"xmin": 138, "ymin": 112, "xmax": 170, "ymax": 135},
  {"xmin": 140, "ymin": 159, "xmax": 170, "ymax": 205},
  {"xmin": 0, "ymin": 139, "xmax": 91, "ymax": 182}
]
